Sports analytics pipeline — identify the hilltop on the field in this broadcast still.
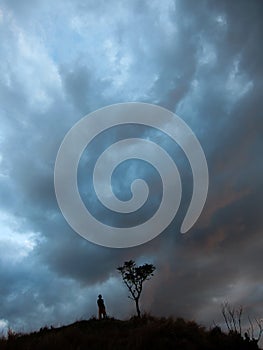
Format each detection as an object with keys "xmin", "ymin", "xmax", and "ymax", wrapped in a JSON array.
[{"xmin": 0, "ymin": 315, "xmax": 260, "ymax": 350}]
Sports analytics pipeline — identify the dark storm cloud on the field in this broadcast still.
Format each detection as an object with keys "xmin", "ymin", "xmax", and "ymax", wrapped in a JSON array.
[{"xmin": 0, "ymin": 0, "xmax": 262, "ymax": 334}]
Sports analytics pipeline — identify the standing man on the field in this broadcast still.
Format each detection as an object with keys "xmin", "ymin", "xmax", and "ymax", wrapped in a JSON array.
[{"xmin": 97, "ymin": 294, "xmax": 107, "ymax": 320}]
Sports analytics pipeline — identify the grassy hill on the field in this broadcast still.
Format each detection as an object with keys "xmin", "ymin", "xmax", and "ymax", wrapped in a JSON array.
[{"xmin": 0, "ymin": 315, "xmax": 260, "ymax": 350}]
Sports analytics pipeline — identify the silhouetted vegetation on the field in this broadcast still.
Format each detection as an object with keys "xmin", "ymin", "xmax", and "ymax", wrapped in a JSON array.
[
  {"xmin": 221, "ymin": 301, "xmax": 263, "ymax": 346},
  {"xmin": 0, "ymin": 315, "xmax": 261, "ymax": 350},
  {"xmin": 117, "ymin": 260, "xmax": 156, "ymax": 318}
]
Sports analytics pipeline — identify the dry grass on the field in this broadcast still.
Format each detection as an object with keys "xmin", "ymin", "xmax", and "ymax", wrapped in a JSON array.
[{"xmin": 0, "ymin": 314, "xmax": 260, "ymax": 350}]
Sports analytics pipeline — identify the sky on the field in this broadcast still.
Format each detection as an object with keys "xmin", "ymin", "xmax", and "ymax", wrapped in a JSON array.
[{"xmin": 0, "ymin": 0, "xmax": 263, "ymax": 337}]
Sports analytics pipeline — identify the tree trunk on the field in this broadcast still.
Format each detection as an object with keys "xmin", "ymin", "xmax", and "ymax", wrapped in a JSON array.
[{"xmin": 135, "ymin": 298, "xmax": 141, "ymax": 318}]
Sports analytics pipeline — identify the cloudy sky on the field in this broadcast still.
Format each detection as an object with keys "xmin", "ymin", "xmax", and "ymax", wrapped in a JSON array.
[{"xmin": 0, "ymin": 0, "xmax": 262, "ymax": 336}]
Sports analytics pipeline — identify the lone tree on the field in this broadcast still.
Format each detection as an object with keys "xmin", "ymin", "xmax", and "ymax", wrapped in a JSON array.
[{"xmin": 117, "ymin": 260, "xmax": 156, "ymax": 318}]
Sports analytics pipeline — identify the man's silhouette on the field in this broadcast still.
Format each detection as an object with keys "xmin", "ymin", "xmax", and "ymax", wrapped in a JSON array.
[{"xmin": 97, "ymin": 294, "xmax": 107, "ymax": 320}]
